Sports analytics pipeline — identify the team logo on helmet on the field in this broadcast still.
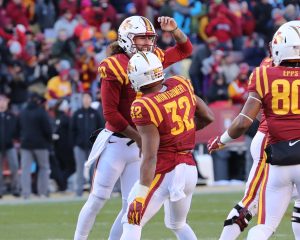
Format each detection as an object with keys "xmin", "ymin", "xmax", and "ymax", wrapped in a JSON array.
[
  {"xmin": 122, "ymin": 19, "xmax": 133, "ymax": 31},
  {"xmin": 273, "ymin": 31, "xmax": 283, "ymax": 44}
]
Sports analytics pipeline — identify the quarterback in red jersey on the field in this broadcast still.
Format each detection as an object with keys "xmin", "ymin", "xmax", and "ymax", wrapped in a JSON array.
[
  {"xmin": 208, "ymin": 21, "xmax": 300, "ymax": 239},
  {"xmin": 119, "ymin": 52, "xmax": 213, "ymax": 240},
  {"xmin": 74, "ymin": 16, "xmax": 193, "ymax": 240}
]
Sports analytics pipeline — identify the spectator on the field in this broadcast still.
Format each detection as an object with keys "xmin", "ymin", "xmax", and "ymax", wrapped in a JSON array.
[
  {"xmin": 52, "ymin": 99, "xmax": 75, "ymax": 191},
  {"xmin": 51, "ymin": 29, "xmax": 76, "ymax": 66},
  {"xmin": 240, "ymin": 1, "xmax": 256, "ymax": 36},
  {"xmin": 228, "ymin": 63, "xmax": 249, "ymax": 105},
  {"xmin": 54, "ymin": 9, "xmax": 78, "ymax": 38},
  {"xmin": 207, "ymin": 73, "xmax": 229, "ymax": 104},
  {"xmin": 173, "ymin": 0, "xmax": 202, "ymax": 35},
  {"xmin": 45, "ymin": 60, "xmax": 72, "ymax": 101},
  {"xmin": 7, "ymin": 61, "xmax": 29, "ymax": 114},
  {"xmin": 35, "ymin": 0, "xmax": 57, "ymax": 32},
  {"xmin": 205, "ymin": 4, "xmax": 234, "ymax": 50},
  {"xmin": 252, "ymin": 0, "xmax": 273, "ymax": 42},
  {"xmin": 19, "ymin": 93, "xmax": 52, "ymax": 199},
  {"xmin": 242, "ymin": 33, "xmax": 266, "ymax": 68},
  {"xmin": 189, "ymin": 36, "xmax": 219, "ymax": 97},
  {"xmin": 6, "ymin": 0, "xmax": 29, "ymax": 27},
  {"xmin": 71, "ymin": 92, "xmax": 102, "ymax": 197},
  {"xmin": 0, "ymin": 93, "xmax": 20, "ymax": 197}
]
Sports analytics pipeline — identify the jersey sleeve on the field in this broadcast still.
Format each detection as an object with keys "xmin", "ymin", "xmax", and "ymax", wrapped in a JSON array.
[
  {"xmin": 155, "ymin": 38, "xmax": 193, "ymax": 69},
  {"xmin": 247, "ymin": 67, "xmax": 262, "ymax": 97},
  {"xmin": 98, "ymin": 57, "xmax": 125, "ymax": 85},
  {"xmin": 248, "ymin": 66, "xmax": 270, "ymax": 99},
  {"xmin": 131, "ymin": 99, "xmax": 163, "ymax": 127}
]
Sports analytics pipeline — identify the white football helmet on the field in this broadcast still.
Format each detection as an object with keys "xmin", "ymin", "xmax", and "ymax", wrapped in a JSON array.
[
  {"xmin": 127, "ymin": 51, "xmax": 164, "ymax": 91},
  {"xmin": 271, "ymin": 20, "xmax": 300, "ymax": 66},
  {"xmin": 118, "ymin": 16, "xmax": 157, "ymax": 55}
]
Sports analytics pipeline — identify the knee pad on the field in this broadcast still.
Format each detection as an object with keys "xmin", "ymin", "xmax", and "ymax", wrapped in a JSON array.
[
  {"xmin": 164, "ymin": 219, "xmax": 185, "ymax": 230},
  {"xmin": 292, "ymin": 206, "xmax": 300, "ymax": 223},
  {"xmin": 224, "ymin": 204, "xmax": 252, "ymax": 232},
  {"xmin": 91, "ymin": 183, "xmax": 113, "ymax": 200},
  {"xmin": 247, "ymin": 224, "xmax": 274, "ymax": 240}
]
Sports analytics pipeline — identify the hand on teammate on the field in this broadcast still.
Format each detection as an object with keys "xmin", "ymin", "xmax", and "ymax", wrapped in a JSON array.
[
  {"xmin": 207, "ymin": 136, "xmax": 225, "ymax": 154},
  {"xmin": 158, "ymin": 16, "xmax": 178, "ymax": 32},
  {"xmin": 127, "ymin": 197, "xmax": 145, "ymax": 225}
]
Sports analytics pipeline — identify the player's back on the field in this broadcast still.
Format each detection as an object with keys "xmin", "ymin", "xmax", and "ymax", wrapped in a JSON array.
[
  {"xmin": 131, "ymin": 76, "xmax": 197, "ymax": 173},
  {"xmin": 248, "ymin": 65, "xmax": 300, "ymax": 144}
]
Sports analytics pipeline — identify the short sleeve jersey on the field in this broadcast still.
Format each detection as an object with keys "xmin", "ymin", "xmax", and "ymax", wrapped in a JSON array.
[
  {"xmin": 248, "ymin": 65, "xmax": 300, "ymax": 144},
  {"xmin": 131, "ymin": 76, "xmax": 197, "ymax": 174}
]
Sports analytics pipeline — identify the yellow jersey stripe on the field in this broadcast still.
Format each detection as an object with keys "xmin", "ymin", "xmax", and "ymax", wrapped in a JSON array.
[
  {"xmin": 258, "ymin": 162, "xmax": 269, "ymax": 224},
  {"xmin": 110, "ymin": 57, "xmax": 129, "ymax": 84},
  {"xmin": 157, "ymin": 48, "xmax": 165, "ymax": 62},
  {"xmin": 134, "ymin": 99, "xmax": 159, "ymax": 126},
  {"xmin": 172, "ymin": 76, "xmax": 196, "ymax": 105},
  {"xmin": 187, "ymin": 79, "xmax": 196, "ymax": 102},
  {"xmin": 256, "ymin": 68, "xmax": 263, "ymax": 98},
  {"xmin": 102, "ymin": 59, "xmax": 123, "ymax": 84},
  {"xmin": 143, "ymin": 97, "xmax": 163, "ymax": 124},
  {"xmin": 149, "ymin": 174, "xmax": 161, "ymax": 191},
  {"xmin": 242, "ymin": 139, "xmax": 268, "ymax": 206},
  {"xmin": 248, "ymin": 72, "xmax": 254, "ymax": 86},
  {"xmin": 262, "ymin": 66, "xmax": 269, "ymax": 95},
  {"xmin": 155, "ymin": 49, "xmax": 162, "ymax": 62}
]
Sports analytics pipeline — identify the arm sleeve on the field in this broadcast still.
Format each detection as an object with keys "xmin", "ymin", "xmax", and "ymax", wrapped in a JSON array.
[
  {"xmin": 100, "ymin": 61, "xmax": 129, "ymax": 132},
  {"xmin": 161, "ymin": 38, "xmax": 193, "ymax": 68}
]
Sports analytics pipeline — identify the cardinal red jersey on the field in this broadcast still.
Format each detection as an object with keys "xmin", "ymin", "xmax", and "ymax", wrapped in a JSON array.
[
  {"xmin": 131, "ymin": 76, "xmax": 197, "ymax": 174},
  {"xmin": 258, "ymin": 112, "xmax": 268, "ymax": 134},
  {"xmin": 99, "ymin": 41, "xmax": 193, "ymax": 133},
  {"xmin": 248, "ymin": 66, "xmax": 300, "ymax": 144}
]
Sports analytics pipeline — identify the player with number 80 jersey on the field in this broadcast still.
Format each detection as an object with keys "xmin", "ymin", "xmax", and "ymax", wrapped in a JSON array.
[{"xmin": 248, "ymin": 65, "xmax": 300, "ymax": 144}]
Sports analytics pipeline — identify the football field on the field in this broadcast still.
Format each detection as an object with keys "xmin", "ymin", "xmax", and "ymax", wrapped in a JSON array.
[{"xmin": 0, "ymin": 190, "xmax": 294, "ymax": 240}]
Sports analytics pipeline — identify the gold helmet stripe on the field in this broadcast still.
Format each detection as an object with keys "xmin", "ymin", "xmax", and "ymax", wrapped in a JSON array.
[{"xmin": 141, "ymin": 17, "xmax": 154, "ymax": 33}]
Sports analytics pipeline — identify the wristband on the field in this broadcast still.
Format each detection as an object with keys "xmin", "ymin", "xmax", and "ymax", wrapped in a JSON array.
[
  {"xmin": 167, "ymin": 26, "xmax": 178, "ymax": 33},
  {"xmin": 220, "ymin": 130, "xmax": 234, "ymax": 144},
  {"xmin": 136, "ymin": 183, "xmax": 149, "ymax": 198}
]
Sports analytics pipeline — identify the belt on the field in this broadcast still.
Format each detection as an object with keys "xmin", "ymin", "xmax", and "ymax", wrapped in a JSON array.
[
  {"xmin": 112, "ymin": 132, "xmax": 135, "ymax": 146},
  {"xmin": 112, "ymin": 132, "xmax": 127, "ymax": 138}
]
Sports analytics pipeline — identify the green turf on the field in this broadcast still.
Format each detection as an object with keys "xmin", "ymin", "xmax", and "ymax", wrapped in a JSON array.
[{"xmin": 0, "ymin": 191, "xmax": 294, "ymax": 240}]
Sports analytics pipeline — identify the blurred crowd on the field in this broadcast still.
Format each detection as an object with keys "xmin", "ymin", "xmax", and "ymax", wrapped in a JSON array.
[{"xmin": 0, "ymin": 0, "xmax": 300, "ymax": 197}]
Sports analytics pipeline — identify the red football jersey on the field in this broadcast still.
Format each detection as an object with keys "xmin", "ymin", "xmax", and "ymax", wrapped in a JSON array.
[
  {"xmin": 131, "ymin": 76, "xmax": 196, "ymax": 174},
  {"xmin": 99, "ymin": 41, "xmax": 193, "ymax": 133},
  {"xmin": 248, "ymin": 66, "xmax": 300, "ymax": 144},
  {"xmin": 257, "ymin": 112, "xmax": 268, "ymax": 134}
]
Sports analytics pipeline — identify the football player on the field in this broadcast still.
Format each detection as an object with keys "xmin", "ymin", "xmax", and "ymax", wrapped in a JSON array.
[
  {"xmin": 208, "ymin": 21, "xmax": 300, "ymax": 239},
  {"xmin": 119, "ymin": 51, "xmax": 214, "ymax": 240},
  {"xmin": 74, "ymin": 16, "xmax": 193, "ymax": 240},
  {"xmin": 219, "ymin": 22, "xmax": 300, "ymax": 240}
]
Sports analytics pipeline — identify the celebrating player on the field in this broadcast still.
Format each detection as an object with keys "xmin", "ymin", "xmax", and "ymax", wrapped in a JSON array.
[
  {"xmin": 74, "ymin": 15, "xmax": 193, "ymax": 240},
  {"xmin": 208, "ymin": 21, "xmax": 300, "ymax": 239},
  {"xmin": 119, "ymin": 51, "xmax": 214, "ymax": 240}
]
